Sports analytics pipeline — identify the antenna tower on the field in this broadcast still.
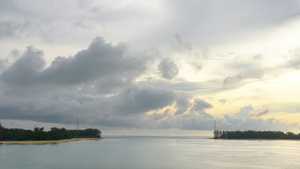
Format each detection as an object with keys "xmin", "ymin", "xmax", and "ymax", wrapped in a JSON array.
[{"xmin": 77, "ymin": 116, "xmax": 79, "ymax": 131}]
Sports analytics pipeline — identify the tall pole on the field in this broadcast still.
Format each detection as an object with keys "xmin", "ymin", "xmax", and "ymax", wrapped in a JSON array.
[{"xmin": 77, "ymin": 116, "xmax": 79, "ymax": 131}]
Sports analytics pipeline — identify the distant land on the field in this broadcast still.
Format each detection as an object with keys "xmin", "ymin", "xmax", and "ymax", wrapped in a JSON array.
[
  {"xmin": 0, "ymin": 123, "xmax": 101, "ymax": 143},
  {"xmin": 214, "ymin": 130, "xmax": 300, "ymax": 139}
]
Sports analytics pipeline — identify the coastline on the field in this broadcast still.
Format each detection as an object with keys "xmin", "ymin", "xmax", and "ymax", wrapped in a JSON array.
[
  {"xmin": 212, "ymin": 138, "xmax": 300, "ymax": 141},
  {"xmin": 0, "ymin": 138, "xmax": 102, "ymax": 144}
]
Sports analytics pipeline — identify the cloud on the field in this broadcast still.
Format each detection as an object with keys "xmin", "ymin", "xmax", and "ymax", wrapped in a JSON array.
[
  {"xmin": 0, "ymin": 37, "xmax": 150, "ymax": 94},
  {"xmin": 111, "ymin": 86, "xmax": 176, "ymax": 115},
  {"xmin": 1, "ymin": 1, "xmax": 300, "ymax": 132},
  {"xmin": 0, "ymin": 81, "xmax": 296, "ymax": 131},
  {"xmin": 233, "ymin": 105, "xmax": 253, "ymax": 119},
  {"xmin": 0, "ymin": 85, "xmax": 176, "ymax": 127},
  {"xmin": 0, "ymin": 20, "xmax": 31, "ymax": 39},
  {"xmin": 214, "ymin": 108, "xmax": 297, "ymax": 131},
  {"xmin": 172, "ymin": 34, "xmax": 192, "ymax": 51},
  {"xmin": 188, "ymin": 49, "xmax": 209, "ymax": 72},
  {"xmin": 219, "ymin": 99, "xmax": 227, "ymax": 104},
  {"xmin": 253, "ymin": 54, "xmax": 263, "ymax": 60},
  {"xmin": 209, "ymin": 105, "xmax": 299, "ymax": 131},
  {"xmin": 42, "ymin": 37, "xmax": 147, "ymax": 85},
  {"xmin": 223, "ymin": 71, "xmax": 264, "ymax": 85},
  {"xmin": 0, "ymin": 58, "xmax": 9, "ymax": 72},
  {"xmin": 178, "ymin": 111, "xmax": 215, "ymax": 130},
  {"xmin": 158, "ymin": 58, "xmax": 179, "ymax": 80},
  {"xmin": 156, "ymin": 103, "xmax": 297, "ymax": 131},
  {"xmin": 174, "ymin": 95, "xmax": 192, "ymax": 115},
  {"xmin": 215, "ymin": 115, "xmax": 293, "ymax": 131},
  {"xmin": 171, "ymin": 34, "xmax": 209, "ymax": 73},
  {"xmin": 0, "ymin": 37, "xmax": 177, "ymax": 128},
  {"xmin": 166, "ymin": 0, "xmax": 300, "ymax": 46},
  {"xmin": 0, "ymin": 93, "xmax": 80, "ymax": 124},
  {"xmin": 288, "ymin": 47, "xmax": 300, "ymax": 69},
  {"xmin": 222, "ymin": 55, "xmax": 266, "ymax": 86},
  {"xmin": 150, "ymin": 101, "xmax": 295, "ymax": 131},
  {"xmin": 256, "ymin": 109, "xmax": 270, "ymax": 117},
  {"xmin": 191, "ymin": 99, "xmax": 212, "ymax": 113},
  {"xmin": 0, "ymin": 46, "xmax": 45, "ymax": 88}
]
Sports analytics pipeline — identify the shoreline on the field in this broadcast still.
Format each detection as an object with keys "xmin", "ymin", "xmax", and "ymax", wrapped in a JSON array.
[
  {"xmin": 212, "ymin": 138, "xmax": 300, "ymax": 141},
  {"xmin": 0, "ymin": 138, "xmax": 102, "ymax": 144}
]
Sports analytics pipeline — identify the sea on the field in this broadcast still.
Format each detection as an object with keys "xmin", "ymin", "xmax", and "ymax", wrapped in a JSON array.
[{"xmin": 1, "ymin": 135, "xmax": 300, "ymax": 169}]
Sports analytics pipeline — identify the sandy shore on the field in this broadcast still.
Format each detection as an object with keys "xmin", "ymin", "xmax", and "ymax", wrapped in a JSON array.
[{"xmin": 0, "ymin": 138, "xmax": 102, "ymax": 144}]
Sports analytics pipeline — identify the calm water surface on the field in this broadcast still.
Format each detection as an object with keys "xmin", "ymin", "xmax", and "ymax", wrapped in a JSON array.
[{"xmin": 1, "ymin": 136, "xmax": 300, "ymax": 169}]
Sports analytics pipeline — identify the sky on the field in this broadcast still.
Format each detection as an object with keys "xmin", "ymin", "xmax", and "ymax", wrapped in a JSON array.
[{"xmin": 1, "ymin": 0, "xmax": 300, "ymax": 135}]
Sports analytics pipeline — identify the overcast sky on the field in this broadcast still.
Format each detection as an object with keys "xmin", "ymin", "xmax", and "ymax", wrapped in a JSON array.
[{"xmin": 1, "ymin": 0, "xmax": 300, "ymax": 135}]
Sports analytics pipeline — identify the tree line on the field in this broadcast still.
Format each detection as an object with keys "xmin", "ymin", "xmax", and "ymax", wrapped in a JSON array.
[
  {"xmin": 214, "ymin": 130, "xmax": 300, "ymax": 139},
  {"xmin": 0, "ymin": 123, "xmax": 101, "ymax": 141}
]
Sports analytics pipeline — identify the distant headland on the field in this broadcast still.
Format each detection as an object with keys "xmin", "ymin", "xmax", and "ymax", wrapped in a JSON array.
[
  {"xmin": 0, "ymin": 123, "xmax": 101, "ymax": 144},
  {"xmin": 214, "ymin": 130, "xmax": 300, "ymax": 140}
]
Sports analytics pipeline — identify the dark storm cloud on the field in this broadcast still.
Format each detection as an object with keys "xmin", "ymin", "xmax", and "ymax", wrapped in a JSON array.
[
  {"xmin": 0, "ymin": 93, "xmax": 80, "ymax": 124},
  {"xmin": 41, "ymin": 37, "xmax": 146, "ymax": 85},
  {"xmin": 0, "ymin": 85, "xmax": 177, "ymax": 128},
  {"xmin": 0, "ymin": 37, "xmax": 149, "ymax": 94},
  {"xmin": 0, "ymin": 59, "xmax": 7, "ymax": 71},
  {"xmin": 0, "ymin": 83, "xmax": 293, "ymax": 131},
  {"xmin": 158, "ymin": 58, "xmax": 179, "ymax": 80},
  {"xmin": 0, "ymin": 46, "xmax": 45, "ymax": 88},
  {"xmin": 0, "ymin": 36, "xmax": 174, "ymax": 126},
  {"xmin": 111, "ymin": 86, "xmax": 176, "ymax": 115},
  {"xmin": 0, "ymin": 36, "xmax": 178, "ymax": 128}
]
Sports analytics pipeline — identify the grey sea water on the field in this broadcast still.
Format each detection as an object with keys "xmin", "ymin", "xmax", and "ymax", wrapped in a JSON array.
[{"xmin": 1, "ymin": 135, "xmax": 300, "ymax": 169}]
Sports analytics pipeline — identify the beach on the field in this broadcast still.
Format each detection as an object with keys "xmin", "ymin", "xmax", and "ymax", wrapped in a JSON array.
[{"xmin": 0, "ymin": 138, "xmax": 102, "ymax": 144}]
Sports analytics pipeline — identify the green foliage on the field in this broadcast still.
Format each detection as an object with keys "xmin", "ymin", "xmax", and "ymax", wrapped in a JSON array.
[
  {"xmin": 214, "ymin": 130, "xmax": 300, "ymax": 139},
  {"xmin": 0, "ymin": 124, "xmax": 101, "ymax": 141}
]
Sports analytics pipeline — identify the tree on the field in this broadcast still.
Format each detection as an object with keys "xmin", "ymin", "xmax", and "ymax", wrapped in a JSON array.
[{"xmin": 48, "ymin": 127, "xmax": 64, "ymax": 140}]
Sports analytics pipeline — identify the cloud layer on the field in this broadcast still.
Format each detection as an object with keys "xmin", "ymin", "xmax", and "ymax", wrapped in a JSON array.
[
  {"xmin": 0, "ymin": 35, "xmax": 297, "ymax": 131},
  {"xmin": 1, "ymin": 1, "xmax": 300, "ymax": 132},
  {"xmin": 1, "ymin": 37, "xmax": 149, "ymax": 95}
]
